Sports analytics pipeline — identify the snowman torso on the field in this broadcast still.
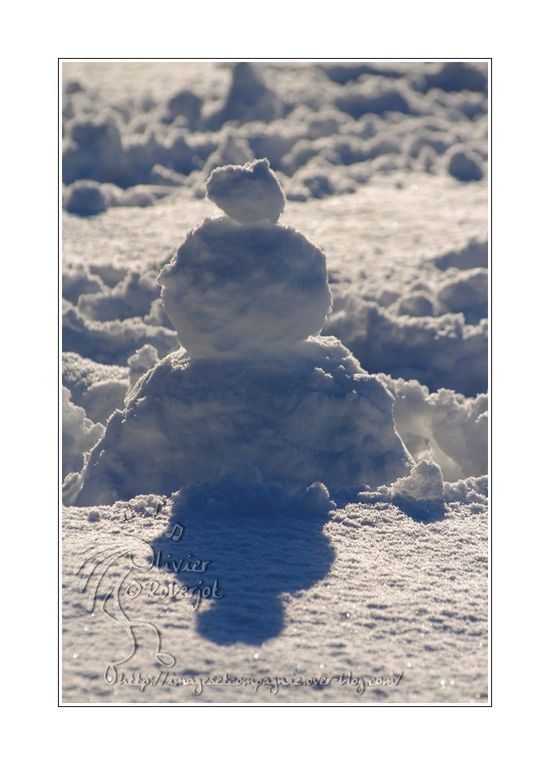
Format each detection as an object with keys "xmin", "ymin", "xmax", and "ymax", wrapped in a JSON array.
[{"xmin": 159, "ymin": 217, "xmax": 331, "ymax": 357}]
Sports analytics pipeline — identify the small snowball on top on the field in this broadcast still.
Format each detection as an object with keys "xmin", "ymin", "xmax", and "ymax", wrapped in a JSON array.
[{"xmin": 206, "ymin": 158, "xmax": 285, "ymax": 225}]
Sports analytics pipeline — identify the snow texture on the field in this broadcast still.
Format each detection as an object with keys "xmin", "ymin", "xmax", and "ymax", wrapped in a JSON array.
[
  {"xmin": 206, "ymin": 158, "xmax": 285, "ymax": 224},
  {"xmin": 159, "ymin": 218, "xmax": 330, "ymax": 358},
  {"xmin": 205, "ymin": 62, "xmax": 284, "ymax": 130},
  {"xmin": 62, "ymin": 61, "xmax": 487, "ymax": 212},
  {"xmin": 62, "ymin": 387, "xmax": 104, "ymax": 477},
  {"xmin": 62, "ymin": 490, "xmax": 487, "ymax": 703},
  {"xmin": 378, "ymin": 374, "xmax": 487, "ymax": 481},
  {"xmin": 75, "ymin": 335, "xmax": 413, "ymax": 505},
  {"xmin": 62, "ymin": 352, "xmax": 128, "ymax": 424}
]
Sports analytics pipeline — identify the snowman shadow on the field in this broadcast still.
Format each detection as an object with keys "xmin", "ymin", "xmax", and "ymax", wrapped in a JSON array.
[{"xmin": 152, "ymin": 487, "xmax": 335, "ymax": 646}]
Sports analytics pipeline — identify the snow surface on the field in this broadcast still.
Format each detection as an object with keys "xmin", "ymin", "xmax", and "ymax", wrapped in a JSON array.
[
  {"xmin": 62, "ymin": 61, "xmax": 488, "ymax": 704},
  {"xmin": 62, "ymin": 492, "xmax": 487, "ymax": 703}
]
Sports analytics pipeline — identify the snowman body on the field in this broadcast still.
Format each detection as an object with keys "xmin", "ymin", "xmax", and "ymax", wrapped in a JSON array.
[{"xmin": 75, "ymin": 160, "xmax": 412, "ymax": 505}]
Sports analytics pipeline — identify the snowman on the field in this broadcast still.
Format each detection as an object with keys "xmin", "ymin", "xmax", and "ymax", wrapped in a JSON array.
[{"xmin": 74, "ymin": 159, "xmax": 413, "ymax": 505}]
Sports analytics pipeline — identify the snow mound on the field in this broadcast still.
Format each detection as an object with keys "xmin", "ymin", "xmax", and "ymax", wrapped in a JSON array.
[
  {"xmin": 206, "ymin": 158, "xmax": 285, "ymax": 225},
  {"xmin": 62, "ymin": 300, "xmax": 177, "ymax": 365},
  {"xmin": 378, "ymin": 374, "xmax": 487, "ymax": 481},
  {"xmin": 127, "ymin": 344, "xmax": 160, "ymax": 389},
  {"xmin": 203, "ymin": 133, "xmax": 254, "ymax": 176},
  {"xmin": 77, "ymin": 269, "xmax": 160, "ymax": 322},
  {"xmin": 392, "ymin": 459, "xmax": 444, "ymax": 502},
  {"xmin": 419, "ymin": 62, "xmax": 487, "ymax": 94},
  {"xmin": 75, "ymin": 337, "xmax": 413, "ymax": 504},
  {"xmin": 63, "ymin": 263, "xmax": 103, "ymax": 303},
  {"xmin": 357, "ymin": 458, "xmax": 445, "ymax": 521},
  {"xmin": 327, "ymin": 297, "xmax": 487, "ymax": 396},
  {"xmin": 63, "ymin": 115, "xmax": 125, "ymax": 185},
  {"xmin": 62, "ymin": 352, "xmax": 128, "ymax": 424},
  {"xmin": 166, "ymin": 88, "xmax": 203, "ymax": 128},
  {"xmin": 437, "ymin": 268, "xmax": 488, "ymax": 323},
  {"xmin": 62, "ymin": 387, "xmax": 104, "ymax": 477},
  {"xmin": 206, "ymin": 62, "xmax": 284, "ymax": 129},
  {"xmin": 432, "ymin": 239, "xmax": 488, "ymax": 271},
  {"xmin": 64, "ymin": 180, "xmax": 107, "ymax": 216},
  {"xmin": 446, "ymin": 147, "xmax": 484, "ymax": 182}
]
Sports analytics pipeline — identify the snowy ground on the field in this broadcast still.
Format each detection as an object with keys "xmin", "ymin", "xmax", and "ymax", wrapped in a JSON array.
[
  {"xmin": 63, "ymin": 496, "xmax": 487, "ymax": 703},
  {"xmin": 61, "ymin": 61, "xmax": 488, "ymax": 703}
]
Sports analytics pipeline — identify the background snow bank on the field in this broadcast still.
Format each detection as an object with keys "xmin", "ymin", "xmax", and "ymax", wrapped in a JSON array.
[
  {"xmin": 62, "ymin": 387, "xmax": 104, "ymax": 476},
  {"xmin": 62, "ymin": 61, "xmax": 487, "ymax": 215}
]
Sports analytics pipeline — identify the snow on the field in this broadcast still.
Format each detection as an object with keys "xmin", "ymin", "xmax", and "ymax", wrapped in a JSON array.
[
  {"xmin": 127, "ymin": 344, "xmax": 159, "ymax": 389},
  {"xmin": 206, "ymin": 158, "xmax": 285, "ymax": 224},
  {"xmin": 74, "ymin": 164, "xmax": 413, "ymax": 504},
  {"xmin": 64, "ymin": 180, "xmax": 108, "ymax": 216},
  {"xmin": 379, "ymin": 374, "xmax": 487, "ymax": 481},
  {"xmin": 61, "ymin": 61, "xmax": 488, "ymax": 704},
  {"xmin": 205, "ymin": 62, "xmax": 284, "ymax": 130},
  {"xmin": 74, "ymin": 334, "xmax": 414, "ymax": 505},
  {"xmin": 447, "ymin": 147, "xmax": 484, "ymax": 182},
  {"xmin": 166, "ymin": 88, "xmax": 203, "ymax": 128},
  {"xmin": 159, "ymin": 221, "xmax": 330, "ymax": 358},
  {"xmin": 62, "ymin": 351, "xmax": 128, "ymax": 424},
  {"xmin": 62, "ymin": 387, "xmax": 104, "ymax": 477},
  {"xmin": 62, "ymin": 492, "xmax": 487, "ymax": 703}
]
